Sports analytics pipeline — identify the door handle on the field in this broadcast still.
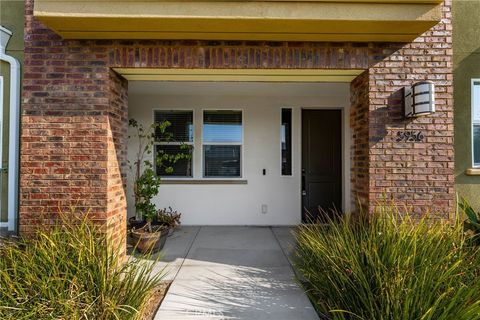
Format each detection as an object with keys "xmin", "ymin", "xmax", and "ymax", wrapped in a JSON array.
[{"xmin": 302, "ymin": 168, "xmax": 306, "ymax": 197}]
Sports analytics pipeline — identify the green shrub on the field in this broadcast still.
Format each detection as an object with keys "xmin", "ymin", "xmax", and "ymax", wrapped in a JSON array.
[
  {"xmin": 294, "ymin": 208, "xmax": 480, "ymax": 320},
  {"xmin": 459, "ymin": 197, "xmax": 480, "ymax": 245},
  {"xmin": 0, "ymin": 213, "xmax": 163, "ymax": 320}
]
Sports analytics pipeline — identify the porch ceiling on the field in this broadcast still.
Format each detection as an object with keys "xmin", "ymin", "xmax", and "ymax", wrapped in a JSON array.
[
  {"xmin": 34, "ymin": 0, "xmax": 442, "ymax": 42},
  {"xmin": 113, "ymin": 68, "xmax": 364, "ymax": 82}
]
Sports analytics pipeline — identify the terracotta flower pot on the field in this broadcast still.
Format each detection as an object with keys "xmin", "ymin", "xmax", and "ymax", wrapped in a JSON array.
[{"xmin": 131, "ymin": 225, "xmax": 169, "ymax": 253}]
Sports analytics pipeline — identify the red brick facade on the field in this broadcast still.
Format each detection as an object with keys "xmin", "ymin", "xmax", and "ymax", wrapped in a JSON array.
[
  {"xmin": 367, "ymin": 1, "xmax": 454, "ymax": 217},
  {"xmin": 350, "ymin": 72, "xmax": 370, "ymax": 212},
  {"xmin": 21, "ymin": 0, "xmax": 454, "ymax": 239},
  {"xmin": 106, "ymin": 70, "xmax": 128, "ymax": 247}
]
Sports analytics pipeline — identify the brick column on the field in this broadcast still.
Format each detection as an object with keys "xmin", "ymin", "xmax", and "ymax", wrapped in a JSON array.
[
  {"xmin": 350, "ymin": 72, "xmax": 370, "ymax": 212},
  {"xmin": 364, "ymin": 0, "xmax": 454, "ymax": 216},
  {"xmin": 20, "ymin": 0, "xmax": 127, "ymax": 242},
  {"xmin": 106, "ymin": 70, "xmax": 128, "ymax": 248}
]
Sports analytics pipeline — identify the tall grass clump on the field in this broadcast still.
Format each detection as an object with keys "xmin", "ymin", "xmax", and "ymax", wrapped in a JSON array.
[
  {"xmin": 0, "ymin": 213, "xmax": 163, "ymax": 320},
  {"xmin": 294, "ymin": 207, "xmax": 480, "ymax": 320}
]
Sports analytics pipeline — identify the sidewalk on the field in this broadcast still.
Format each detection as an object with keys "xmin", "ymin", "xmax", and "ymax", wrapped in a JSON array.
[{"xmin": 154, "ymin": 226, "xmax": 319, "ymax": 320}]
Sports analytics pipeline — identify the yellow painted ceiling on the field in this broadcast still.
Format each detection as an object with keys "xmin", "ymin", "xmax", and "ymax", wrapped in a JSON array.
[{"xmin": 113, "ymin": 68, "xmax": 364, "ymax": 82}]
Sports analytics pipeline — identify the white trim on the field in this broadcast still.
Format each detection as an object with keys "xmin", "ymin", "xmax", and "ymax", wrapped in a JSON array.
[
  {"xmin": 0, "ymin": 27, "xmax": 20, "ymax": 233},
  {"xmin": 201, "ymin": 108, "xmax": 244, "ymax": 179},
  {"xmin": 472, "ymin": 79, "xmax": 480, "ymax": 168},
  {"xmin": 280, "ymin": 107, "xmax": 294, "ymax": 177},
  {"xmin": 152, "ymin": 108, "xmax": 195, "ymax": 178},
  {"xmin": 0, "ymin": 76, "xmax": 3, "ymax": 168},
  {"xmin": 202, "ymin": 142, "xmax": 242, "ymax": 146},
  {"xmin": 0, "ymin": 76, "xmax": 3, "ymax": 223}
]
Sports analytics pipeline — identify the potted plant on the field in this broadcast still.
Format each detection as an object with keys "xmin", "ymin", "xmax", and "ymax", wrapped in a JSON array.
[
  {"xmin": 128, "ymin": 118, "xmax": 191, "ymax": 253},
  {"xmin": 157, "ymin": 207, "xmax": 182, "ymax": 236}
]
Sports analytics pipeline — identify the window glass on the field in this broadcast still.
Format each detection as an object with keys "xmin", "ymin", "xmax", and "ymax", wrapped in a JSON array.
[
  {"xmin": 204, "ymin": 145, "xmax": 241, "ymax": 177},
  {"xmin": 154, "ymin": 110, "xmax": 193, "ymax": 142},
  {"xmin": 203, "ymin": 110, "xmax": 243, "ymax": 178},
  {"xmin": 474, "ymin": 82, "xmax": 480, "ymax": 167},
  {"xmin": 281, "ymin": 108, "xmax": 292, "ymax": 176},
  {"xmin": 203, "ymin": 110, "xmax": 242, "ymax": 143},
  {"xmin": 473, "ymin": 81, "xmax": 480, "ymax": 122},
  {"xmin": 474, "ymin": 125, "xmax": 480, "ymax": 167},
  {"xmin": 154, "ymin": 110, "xmax": 193, "ymax": 177},
  {"xmin": 155, "ymin": 145, "xmax": 193, "ymax": 177}
]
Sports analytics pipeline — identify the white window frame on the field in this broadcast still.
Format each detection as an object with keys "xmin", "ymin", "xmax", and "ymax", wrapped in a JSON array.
[
  {"xmin": 0, "ymin": 76, "xmax": 4, "ymax": 228},
  {"xmin": 280, "ymin": 107, "xmax": 293, "ymax": 177},
  {"xmin": 201, "ymin": 108, "xmax": 244, "ymax": 179},
  {"xmin": 472, "ymin": 79, "xmax": 480, "ymax": 168},
  {"xmin": 153, "ymin": 109, "xmax": 195, "ymax": 179}
]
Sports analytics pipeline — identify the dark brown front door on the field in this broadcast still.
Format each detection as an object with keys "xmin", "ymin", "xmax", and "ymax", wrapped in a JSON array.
[{"xmin": 302, "ymin": 109, "xmax": 342, "ymax": 222}]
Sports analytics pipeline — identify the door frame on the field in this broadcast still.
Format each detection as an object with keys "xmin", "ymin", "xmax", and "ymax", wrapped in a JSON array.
[{"xmin": 300, "ymin": 106, "xmax": 350, "ymax": 219}]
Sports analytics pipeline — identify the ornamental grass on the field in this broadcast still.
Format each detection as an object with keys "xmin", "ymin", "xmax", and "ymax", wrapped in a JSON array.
[
  {"xmin": 0, "ymin": 213, "xmax": 163, "ymax": 320},
  {"xmin": 294, "ymin": 206, "xmax": 480, "ymax": 320}
]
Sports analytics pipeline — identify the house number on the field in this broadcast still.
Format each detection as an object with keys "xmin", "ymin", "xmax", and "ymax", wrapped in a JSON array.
[{"xmin": 396, "ymin": 131, "xmax": 424, "ymax": 142}]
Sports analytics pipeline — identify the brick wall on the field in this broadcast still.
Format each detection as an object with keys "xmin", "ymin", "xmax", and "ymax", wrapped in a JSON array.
[
  {"xmin": 106, "ymin": 70, "xmax": 128, "ymax": 248},
  {"xmin": 367, "ymin": 0, "xmax": 454, "ymax": 217},
  {"xmin": 22, "ymin": 1, "xmax": 127, "ymax": 238},
  {"xmin": 21, "ymin": 0, "xmax": 454, "ymax": 242},
  {"xmin": 350, "ymin": 72, "xmax": 371, "ymax": 212}
]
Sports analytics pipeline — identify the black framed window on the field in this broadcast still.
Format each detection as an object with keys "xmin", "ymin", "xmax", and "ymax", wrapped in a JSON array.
[
  {"xmin": 154, "ymin": 110, "xmax": 193, "ymax": 177},
  {"xmin": 203, "ymin": 110, "xmax": 242, "ymax": 178},
  {"xmin": 281, "ymin": 108, "xmax": 292, "ymax": 176}
]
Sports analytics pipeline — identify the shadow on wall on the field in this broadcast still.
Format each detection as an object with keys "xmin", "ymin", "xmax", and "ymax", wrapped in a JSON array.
[{"xmin": 369, "ymin": 88, "xmax": 407, "ymax": 145}]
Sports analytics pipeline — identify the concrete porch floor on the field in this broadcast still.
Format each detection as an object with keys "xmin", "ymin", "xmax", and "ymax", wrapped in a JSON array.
[{"xmin": 151, "ymin": 226, "xmax": 319, "ymax": 320}]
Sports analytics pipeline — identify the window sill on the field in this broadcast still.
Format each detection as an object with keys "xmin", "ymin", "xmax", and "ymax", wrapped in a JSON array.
[
  {"xmin": 465, "ymin": 168, "xmax": 480, "ymax": 176},
  {"xmin": 161, "ymin": 179, "xmax": 248, "ymax": 185}
]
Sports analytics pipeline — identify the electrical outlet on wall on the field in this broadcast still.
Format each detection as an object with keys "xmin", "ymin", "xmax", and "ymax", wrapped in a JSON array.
[{"xmin": 261, "ymin": 204, "xmax": 268, "ymax": 214}]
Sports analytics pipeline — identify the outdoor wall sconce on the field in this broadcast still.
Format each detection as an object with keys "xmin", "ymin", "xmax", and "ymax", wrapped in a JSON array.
[{"xmin": 404, "ymin": 81, "xmax": 435, "ymax": 118}]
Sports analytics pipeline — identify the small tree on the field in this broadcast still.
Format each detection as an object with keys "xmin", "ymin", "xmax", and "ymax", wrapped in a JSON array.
[{"xmin": 128, "ymin": 118, "xmax": 191, "ymax": 232}]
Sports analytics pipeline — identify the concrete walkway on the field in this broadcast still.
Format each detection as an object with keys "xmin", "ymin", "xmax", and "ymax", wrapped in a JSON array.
[{"xmin": 153, "ymin": 226, "xmax": 319, "ymax": 320}]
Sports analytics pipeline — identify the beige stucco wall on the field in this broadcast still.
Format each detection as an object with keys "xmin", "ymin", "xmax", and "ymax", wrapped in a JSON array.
[
  {"xmin": 0, "ymin": 1, "xmax": 24, "ymax": 222},
  {"xmin": 453, "ymin": 0, "xmax": 480, "ymax": 210}
]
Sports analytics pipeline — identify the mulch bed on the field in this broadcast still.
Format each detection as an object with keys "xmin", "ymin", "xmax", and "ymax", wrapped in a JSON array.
[{"xmin": 139, "ymin": 281, "xmax": 172, "ymax": 320}]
